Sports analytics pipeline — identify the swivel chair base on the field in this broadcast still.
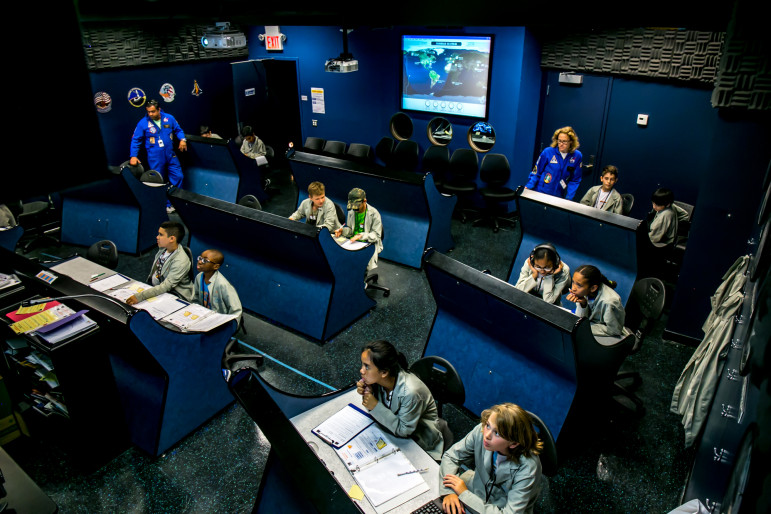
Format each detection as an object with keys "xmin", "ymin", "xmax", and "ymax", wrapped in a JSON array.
[{"xmin": 365, "ymin": 272, "xmax": 390, "ymax": 297}]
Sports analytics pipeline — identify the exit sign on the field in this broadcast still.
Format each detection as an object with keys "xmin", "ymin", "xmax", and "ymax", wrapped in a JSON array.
[{"xmin": 266, "ymin": 35, "xmax": 283, "ymax": 51}]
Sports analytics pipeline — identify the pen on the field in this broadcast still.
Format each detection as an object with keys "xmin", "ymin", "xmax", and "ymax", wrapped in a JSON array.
[
  {"xmin": 397, "ymin": 468, "xmax": 428, "ymax": 476},
  {"xmin": 90, "ymin": 273, "xmax": 105, "ymax": 282}
]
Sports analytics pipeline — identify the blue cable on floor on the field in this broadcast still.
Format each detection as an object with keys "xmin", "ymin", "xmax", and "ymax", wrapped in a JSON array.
[{"xmin": 235, "ymin": 339, "xmax": 336, "ymax": 391}]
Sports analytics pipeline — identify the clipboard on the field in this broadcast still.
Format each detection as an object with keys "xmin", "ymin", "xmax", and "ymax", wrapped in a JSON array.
[{"xmin": 311, "ymin": 403, "xmax": 373, "ymax": 448}]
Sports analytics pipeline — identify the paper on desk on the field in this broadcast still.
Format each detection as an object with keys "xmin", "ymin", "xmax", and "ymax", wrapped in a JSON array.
[
  {"xmin": 135, "ymin": 294, "xmax": 187, "ymax": 320},
  {"xmin": 312, "ymin": 403, "xmax": 373, "ymax": 448},
  {"xmin": 36, "ymin": 314, "xmax": 97, "ymax": 344},
  {"xmin": 181, "ymin": 312, "xmax": 237, "ymax": 332},
  {"xmin": 336, "ymin": 424, "xmax": 399, "ymax": 471},
  {"xmin": 341, "ymin": 240, "xmax": 369, "ymax": 251},
  {"xmin": 353, "ymin": 450, "xmax": 429, "ymax": 508},
  {"xmin": 90, "ymin": 273, "xmax": 130, "ymax": 292},
  {"xmin": 162, "ymin": 303, "xmax": 213, "ymax": 329}
]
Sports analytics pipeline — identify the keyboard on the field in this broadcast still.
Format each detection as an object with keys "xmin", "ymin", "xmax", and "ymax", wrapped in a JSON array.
[{"xmin": 411, "ymin": 498, "xmax": 444, "ymax": 514}]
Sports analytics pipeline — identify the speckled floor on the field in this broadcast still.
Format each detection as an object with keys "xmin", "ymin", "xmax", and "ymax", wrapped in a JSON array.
[{"xmin": 4, "ymin": 167, "xmax": 696, "ymax": 513}]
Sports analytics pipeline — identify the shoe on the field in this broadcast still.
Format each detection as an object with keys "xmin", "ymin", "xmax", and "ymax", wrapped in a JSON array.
[
  {"xmin": 264, "ymin": 178, "xmax": 271, "ymax": 189},
  {"xmin": 166, "ymin": 205, "xmax": 176, "ymax": 214}
]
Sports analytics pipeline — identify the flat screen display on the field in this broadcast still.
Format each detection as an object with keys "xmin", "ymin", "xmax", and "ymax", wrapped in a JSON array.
[{"xmin": 401, "ymin": 34, "xmax": 493, "ymax": 119}]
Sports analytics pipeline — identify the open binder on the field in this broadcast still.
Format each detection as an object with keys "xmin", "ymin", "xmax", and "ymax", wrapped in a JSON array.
[{"xmin": 312, "ymin": 403, "xmax": 373, "ymax": 448}]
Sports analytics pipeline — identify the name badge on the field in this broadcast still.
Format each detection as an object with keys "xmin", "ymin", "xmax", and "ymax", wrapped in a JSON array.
[
  {"xmin": 158, "ymin": 138, "xmax": 165, "ymax": 148},
  {"xmin": 559, "ymin": 179, "xmax": 567, "ymax": 189}
]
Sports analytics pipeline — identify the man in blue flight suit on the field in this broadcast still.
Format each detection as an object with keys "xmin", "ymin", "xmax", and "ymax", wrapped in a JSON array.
[{"xmin": 129, "ymin": 99, "xmax": 187, "ymax": 213}]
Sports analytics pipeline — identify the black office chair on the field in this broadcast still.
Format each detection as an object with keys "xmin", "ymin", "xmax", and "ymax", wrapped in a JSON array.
[
  {"xmin": 10, "ymin": 194, "xmax": 61, "ymax": 252},
  {"xmin": 409, "ymin": 355, "xmax": 466, "ymax": 452},
  {"xmin": 441, "ymin": 148, "xmax": 479, "ymax": 223},
  {"xmin": 333, "ymin": 201, "xmax": 346, "ymax": 226},
  {"xmin": 322, "ymin": 140, "xmax": 346, "ymax": 157},
  {"xmin": 621, "ymin": 193, "xmax": 634, "ymax": 216},
  {"xmin": 119, "ymin": 160, "xmax": 144, "ymax": 179},
  {"xmin": 390, "ymin": 140, "xmax": 420, "ymax": 173},
  {"xmin": 86, "ymin": 240, "xmax": 119, "ymax": 269},
  {"xmin": 345, "ymin": 143, "xmax": 373, "ymax": 163},
  {"xmin": 238, "ymin": 194, "xmax": 262, "ymax": 210},
  {"xmin": 422, "ymin": 146, "xmax": 450, "ymax": 190},
  {"xmin": 303, "ymin": 137, "xmax": 326, "ymax": 153},
  {"xmin": 375, "ymin": 137, "xmax": 396, "ymax": 167},
  {"xmin": 475, "ymin": 153, "xmax": 517, "ymax": 232},
  {"xmin": 140, "ymin": 170, "xmax": 164, "ymax": 184},
  {"xmin": 365, "ymin": 227, "xmax": 390, "ymax": 297},
  {"xmin": 221, "ymin": 337, "xmax": 264, "ymax": 370},
  {"xmin": 182, "ymin": 245, "xmax": 196, "ymax": 283},
  {"xmin": 526, "ymin": 410, "xmax": 558, "ymax": 477},
  {"xmin": 613, "ymin": 277, "xmax": 666, "ymax": 414}
]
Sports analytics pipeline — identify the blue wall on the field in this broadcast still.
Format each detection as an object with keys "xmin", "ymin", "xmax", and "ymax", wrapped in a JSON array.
[
  {"xmin": 246, "ymin": 26, "xmax": 543, "ymax": 193},
  {"xmin": 90, "ymin": 59, "xmax": 237, "ymax": 166}
]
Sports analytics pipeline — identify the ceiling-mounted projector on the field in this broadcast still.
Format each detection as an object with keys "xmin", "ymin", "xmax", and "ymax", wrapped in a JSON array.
[
  {"xmin": 325, "ymin": 27, "xmax": 358, "ymax": 73},
  {"xmin": 201, "ymin": 22, "xmax": 246, "ymax": 49}
]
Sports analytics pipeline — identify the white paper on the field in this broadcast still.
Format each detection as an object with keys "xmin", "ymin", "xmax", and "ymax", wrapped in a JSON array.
[
  {"xmin": 340, "ymin": 239, "xmax": 369, "ymax": 251},
  {"xmin": 182, "ymin": 312, "xmax": 237, "ymax": 332},
  {"xmin": 353, "ymin": 451, "xmax": 429, "ymax": 508},
  {"xmin": 89, "ymin": 273, "xmax": 130, "ymax": 292},
  {"xmin": 162, "ymin": 303, "xmax": 214, "ymax": 330},
  {"xmin": 134, "ymin": 294, "xmax": 188, "ymax": 320},
  {"xmin": 311, "ymin": 87, "xmax": 325, "ymax": 114},
  {"xmin": 335, "ymin": 425, "xmax": 398, "ymax": 471},
  {"xmin": 312, "ymin": 403, "xmax": 373, "ymax": 447}
]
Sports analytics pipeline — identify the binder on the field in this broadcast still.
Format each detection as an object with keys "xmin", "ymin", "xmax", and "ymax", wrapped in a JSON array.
[{"xmin": 311, "ymin": 403, "xmax": 373, "ymax": 448}]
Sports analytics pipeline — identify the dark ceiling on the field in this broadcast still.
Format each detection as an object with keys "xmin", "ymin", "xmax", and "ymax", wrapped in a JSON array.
[{"xmin": 74, "ymin": 0, "xmax": 733, "ymax": 32}]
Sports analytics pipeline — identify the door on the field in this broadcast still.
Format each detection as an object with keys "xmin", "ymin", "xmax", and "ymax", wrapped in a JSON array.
[{"xmin": 537, "ymin": 71, "xmax": 611, "ymax": 201}]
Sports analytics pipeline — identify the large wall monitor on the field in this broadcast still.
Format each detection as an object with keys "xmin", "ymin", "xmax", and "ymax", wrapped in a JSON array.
[{"xmin": 401, "ymin": 34, "xmax": 493, "ymax": 120}]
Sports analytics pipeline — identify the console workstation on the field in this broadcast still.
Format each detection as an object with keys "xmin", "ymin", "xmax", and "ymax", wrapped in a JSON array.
[
  {"xmin": 59, "ymin": 168, "xmax": 168, "ymax": 254},
  {"xmin": 507, "ymin": 188, "xmax": 647, "ymax": 308},
  {"xmin": 169, "ymin": 187, "xmax": 376, "ymax": 341},
  {"xmin": 422, "ymin": 249, "xmax": 634, "ymax": 440},
  {"xmin": 0, "ymin": 248, "xmax": 238, "ymax": 459},
  {"xmin": 181, "ymin": 134, "xmax": 269, "ymax": 205},
  {"xmin": 288, "ymin": 150, "xmax": 456, "ymax": 269}
]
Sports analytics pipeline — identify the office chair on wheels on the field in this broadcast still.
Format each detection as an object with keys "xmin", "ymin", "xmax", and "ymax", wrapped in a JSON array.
[
  {"xmin": 365, "ymin": 227, "xmax": 389, "ymax": 297},
  {"xmin": 474, "ymin": 153, "xmax": 517, "ymax": 232},
  {"xmin": 86, "ymin": 240, "xmax": 119, "ymax": 269},
  {"xmin": 526, "ymin": 410, "xmax": 558, "ymax": 477},
  {"xmin": 409, "ymin": 355, "xmax": 465, "ymax": 452},
  {"xmin": 613, "ymin": 277, "xmax": 666, "ymax": 414}
]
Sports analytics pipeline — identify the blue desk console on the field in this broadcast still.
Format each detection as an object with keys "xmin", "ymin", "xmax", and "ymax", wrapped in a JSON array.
[
  {"xmin": 423, "ymin": 250, "xmax": 634, "ymax": 439},
  {"xmin": 60, "ymin": 169, "xmax": 168, "ymax": 254},
  {"xmin": 507, "ymin": 188, "xmax": 646, "ymax": 308},
  {"xmin": 0, "ymin": 226, "xmax": 23, "ymax": 251},
  {"xmin": 289, "ymin": 151, "xmax": 456, "ymax": 269},
  {"xmin": 109, "ymin": 310, "xmax": 237, "ymax": 457},
  {"xmin": 169, "ymin": 187, "xmax": 376, "ymax": 341},
  {"xmin": 181, "ymin": 135, "xmax": 268, "ymax": 205}
]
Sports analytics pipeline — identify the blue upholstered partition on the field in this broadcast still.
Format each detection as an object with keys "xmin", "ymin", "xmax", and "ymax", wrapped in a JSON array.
[
  {"xmin": 0, "ymin": 226, "xmax": 23, "ymax": 251},
  {"xmin": 109, "ymin": 310, "xmax": 237, "ymax": 456},
  {"xmin": 423, "ymin": 250, "xmax": 582, "ymax": 438},
  {"xmin": 60, "ymin": 169, "xmax": 167, "ymax": 254},
  {"xmin": 289, "ymin": 151, "xmax": 456, "ymax": 269},
  {"xmin": 169, "ymin": 188, "xmax": 375, "ymax": 341},
  {"xmin": 507, "ymin": 188, "xmax": 646, "ymax": 307}
]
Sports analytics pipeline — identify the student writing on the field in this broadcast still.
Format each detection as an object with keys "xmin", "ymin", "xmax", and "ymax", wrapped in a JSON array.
[
  {"xmin": 357, "ymin": 339, "xmax": 443, "ymax": 460},
  {"xmin": 440, "ymin": 403, "xmax": 543, "ymax": 514},
  {"xmin": 126, "ymin": 221, "xmax": 193, "ymax": 305}
]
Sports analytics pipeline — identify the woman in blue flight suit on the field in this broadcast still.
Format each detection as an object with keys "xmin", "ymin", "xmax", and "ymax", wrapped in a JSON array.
[
  {"xmin": 129, "ymin": 99, "xmax": 187, "ymax": 211},
  {"xmin": 525, "ymin": 126, "xmax": 583, "ymax": 200}
]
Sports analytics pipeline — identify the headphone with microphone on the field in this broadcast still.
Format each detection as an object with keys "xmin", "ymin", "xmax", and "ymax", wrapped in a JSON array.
[{"xmin": 529, "ymin": 243, "xmax": 561, "ymax": 267}]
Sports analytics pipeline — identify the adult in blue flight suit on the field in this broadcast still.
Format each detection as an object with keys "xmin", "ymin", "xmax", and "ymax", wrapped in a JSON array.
[
  {"xmin": 129, "ymin": 99, "xmax": 187, "ymax": 212},
  {"xmin": 525, "ymin": 126, "xmax": 583, "ymax": 200}
]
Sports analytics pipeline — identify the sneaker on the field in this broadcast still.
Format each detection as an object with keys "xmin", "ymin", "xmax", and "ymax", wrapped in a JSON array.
[{"xmin": 166, "ymin": 205, "xmax": 176, "ymax": 214}]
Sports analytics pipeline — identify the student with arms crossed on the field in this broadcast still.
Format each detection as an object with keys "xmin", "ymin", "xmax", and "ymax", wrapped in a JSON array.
[
  {"xmin": 126, "ymin": 221, "xmax": 193, "ymax": 305},
  {"xmin": 514, "ymin": 243, "xmax": 570, "ymax": 305},
  {"xmin": 357, "ymin": 339, "xmax": 443, "ymax": 460},
  {"xmin": 192, "ymin": 249, "xmax": 242, "ymax": 322},
  {"xmin": 440, "ymin": 403, "xmax": 543, "ymax": 514}
]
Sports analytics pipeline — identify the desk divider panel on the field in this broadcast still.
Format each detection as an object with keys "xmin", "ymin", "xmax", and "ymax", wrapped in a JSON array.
[
  {"xmin": 108, "ymin": 310, "xmax": 236, "ymax": 456},
  {"xmin": 61, "ymin": 169, "xmax": 167, "ymax": 254},
  {"xmin": 507, "ymin": 188, "xmax": 646, "ymax": 308},
  {"xmin": 289, "ymin": 151, "xmax": 456, "ymax": 269},
  {"xmin": 169, "ymin": 188, "xmax": 375, "ymax": 341},
  {"xmin": 423, "ymin": 250, "xmax": 582, "ymax": 438},
  {"xmin": 182, "ymin": 135, "xmax": 244, "ymax": 204},
  {"xmin": 227, "ymin": 369, "xmax": 361, "ymax": 513}
]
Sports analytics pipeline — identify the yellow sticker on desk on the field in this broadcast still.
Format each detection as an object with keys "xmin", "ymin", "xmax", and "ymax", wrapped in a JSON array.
[
  {"xmin": 348, "ymin": 484, "xmax": 365, "ymax": 501},
  {"xmin": 16, "ymin": 303, "xmax": 47, "ymax": 315}
]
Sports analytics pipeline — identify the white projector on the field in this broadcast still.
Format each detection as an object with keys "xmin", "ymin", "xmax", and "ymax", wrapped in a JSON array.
[{"xmin": 325, "ymin": 58, "xmax": 359, "ymax": 73}]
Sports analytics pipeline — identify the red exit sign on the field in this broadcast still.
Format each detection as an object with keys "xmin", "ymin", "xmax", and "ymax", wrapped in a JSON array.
[{"xmin": 266, "ymin": 35, "xmax": 283, "ymax": 51}]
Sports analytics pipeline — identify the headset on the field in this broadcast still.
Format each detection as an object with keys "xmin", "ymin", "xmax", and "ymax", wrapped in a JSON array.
[{"xmin": 529, "ymin": 243, "xmax": 561, "ymax": 268}]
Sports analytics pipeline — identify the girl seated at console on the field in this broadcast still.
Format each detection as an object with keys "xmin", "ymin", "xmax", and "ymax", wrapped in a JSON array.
[
  {"xmin": 565, "ymin": 264, "xmax": 627, "ymax": 337},
  {"xmin": 357, "ymin": 340, "xmax": 443, "ymax": 460},
  {"xmin": 514, "ymin": 243, "xmax": 571, "ymax": 305},
  {"xmin": 440, "ymin": 403, "xmax": 543, "ymax": 514}
]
